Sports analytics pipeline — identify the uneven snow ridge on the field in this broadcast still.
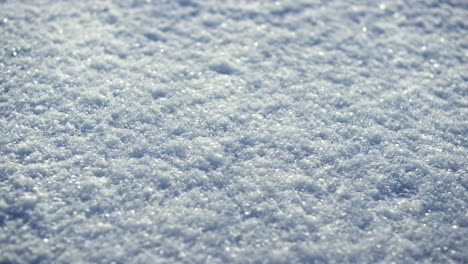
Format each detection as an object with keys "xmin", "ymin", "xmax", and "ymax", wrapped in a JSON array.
[{"xmin": 1, "ymin": 0, "xmax": 467, "ymax": 263}]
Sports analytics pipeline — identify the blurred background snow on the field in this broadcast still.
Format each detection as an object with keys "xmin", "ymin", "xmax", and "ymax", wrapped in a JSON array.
[{"xmin": 0, "ymin": 0, "xmax": 467, "ymax": 263}]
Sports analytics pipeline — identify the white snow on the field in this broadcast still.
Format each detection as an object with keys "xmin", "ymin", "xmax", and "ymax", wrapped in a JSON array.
[{"xmin": 1, "ymin": 0, "xmax": 467, "ymax": 263}]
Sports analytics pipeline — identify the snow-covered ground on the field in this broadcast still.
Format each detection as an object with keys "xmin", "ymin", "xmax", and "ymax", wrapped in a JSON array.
[{"xmin": 1, "ymin": 0, "xmax": 467, "ymax": 263}]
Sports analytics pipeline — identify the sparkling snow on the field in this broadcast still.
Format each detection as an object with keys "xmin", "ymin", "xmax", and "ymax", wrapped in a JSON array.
[{"xmin": 1, "ymin": 0, "xmax": 467, "ymax": 263}]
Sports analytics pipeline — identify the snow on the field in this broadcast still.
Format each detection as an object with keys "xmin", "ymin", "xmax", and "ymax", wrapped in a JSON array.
[{"xmin": 1, "ymin": 0, "xmax": 467, "ymax": 263}]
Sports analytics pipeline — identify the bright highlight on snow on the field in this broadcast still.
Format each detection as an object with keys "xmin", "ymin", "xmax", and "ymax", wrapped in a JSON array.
[{"xmin": 1, "ymin": 0, "xmax": 467, "ymax": 263}]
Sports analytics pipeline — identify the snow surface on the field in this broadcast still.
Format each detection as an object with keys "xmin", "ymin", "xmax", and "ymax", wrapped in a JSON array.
[{"xmin": 1, "ymin": 0, "xmax": 467, "ymax": 263}]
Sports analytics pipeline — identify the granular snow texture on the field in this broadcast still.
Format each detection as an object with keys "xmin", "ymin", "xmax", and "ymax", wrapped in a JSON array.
[{"xmin": 1, "ymin": 0, "xmax": 467, "ymax": 263}]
